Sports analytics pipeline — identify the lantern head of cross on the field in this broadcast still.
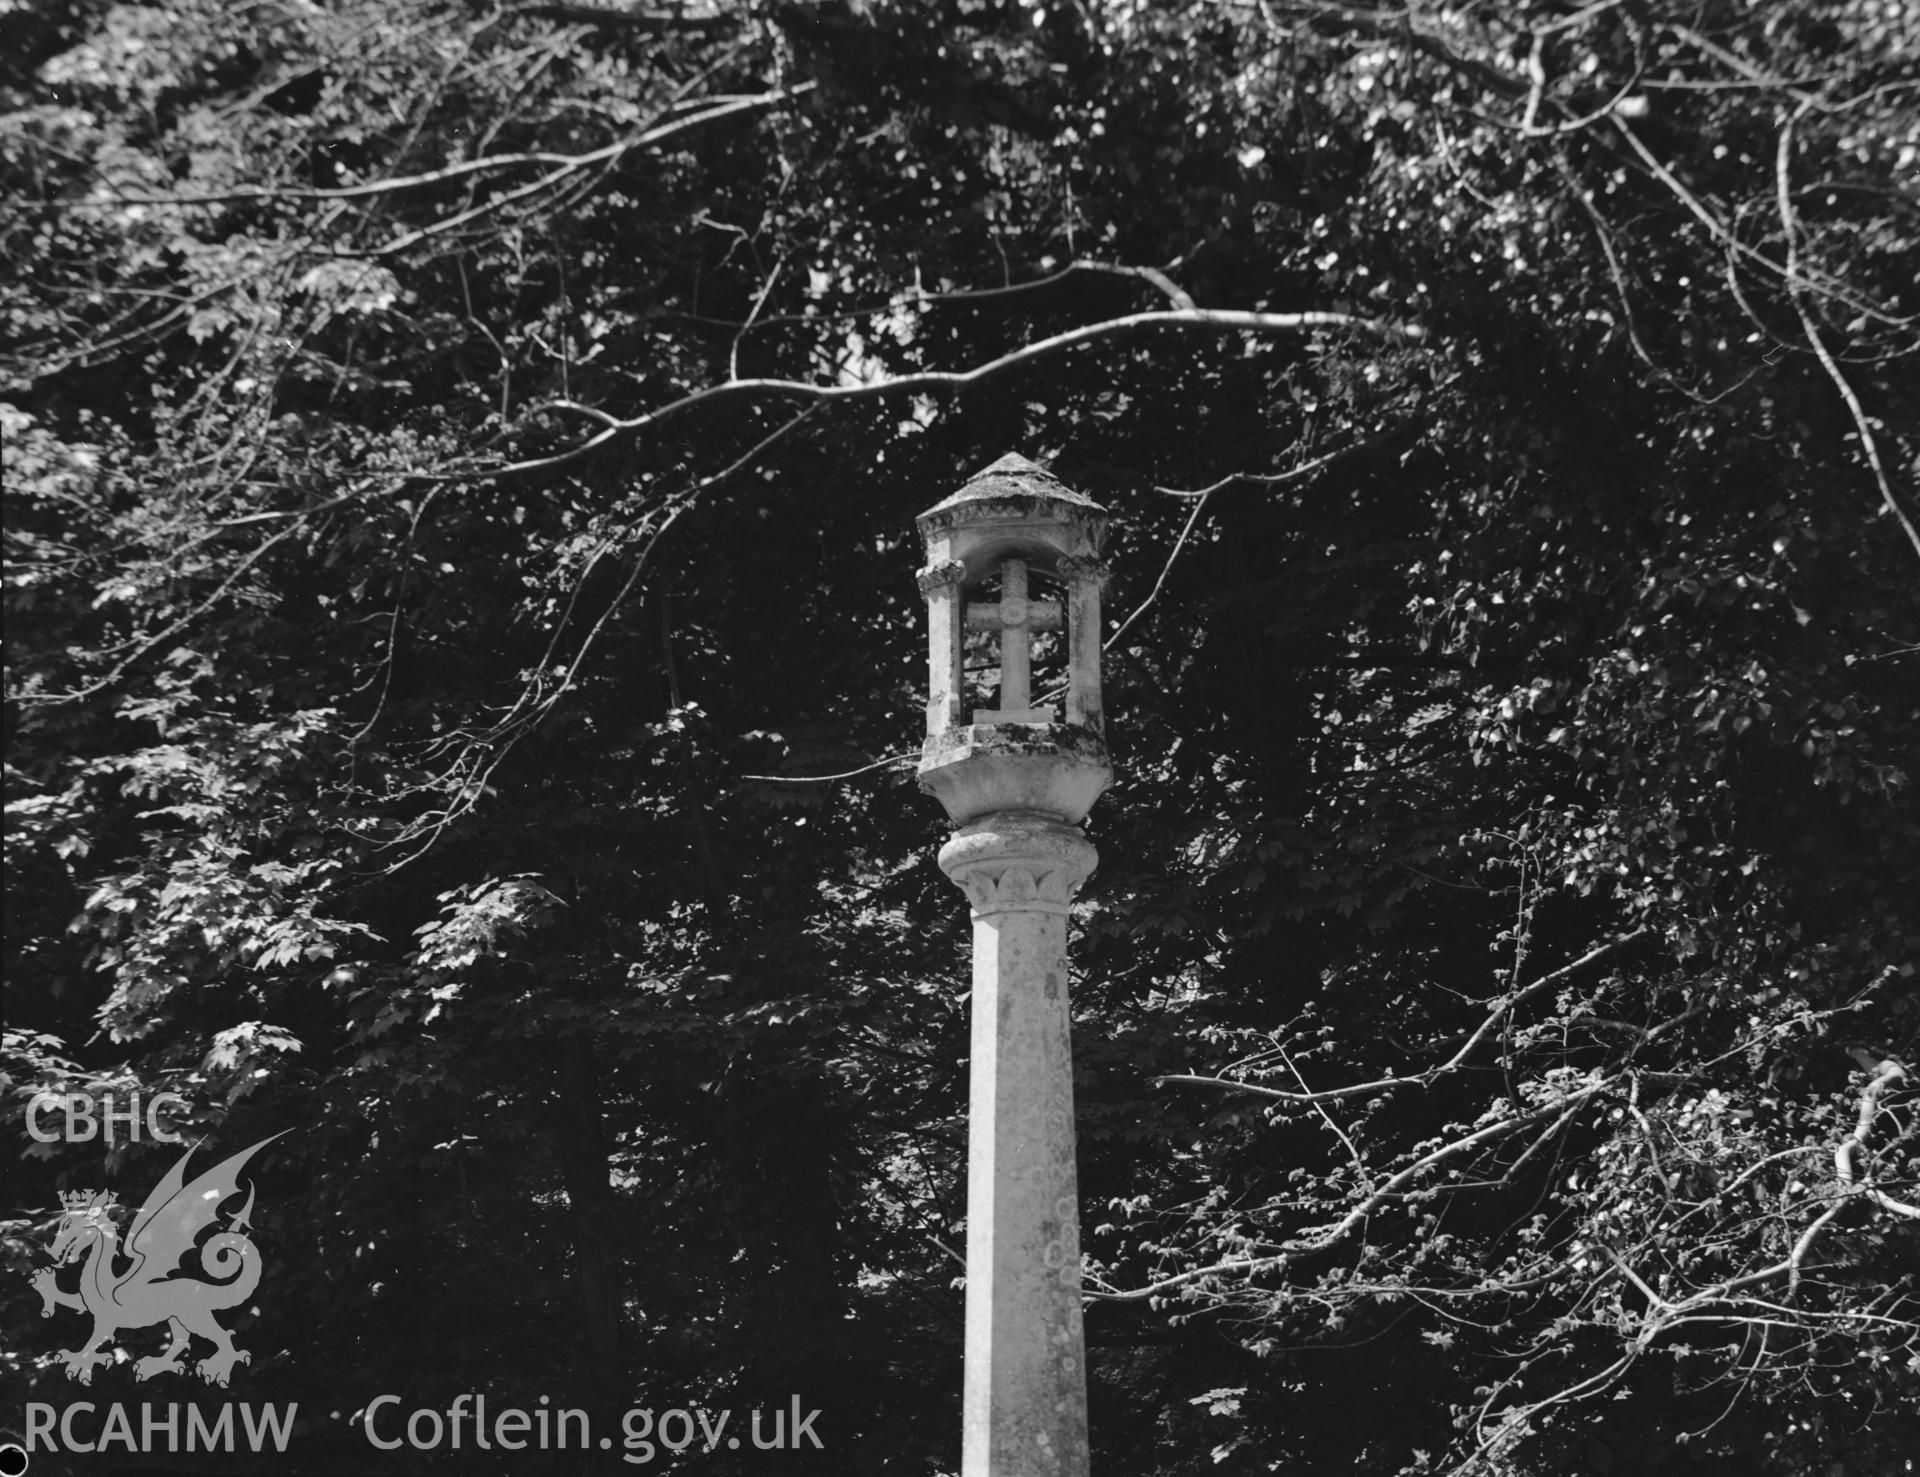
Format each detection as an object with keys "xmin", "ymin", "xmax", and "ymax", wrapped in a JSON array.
[{"xmin": 915, "ymin": 453, "xmax": 1114, "ymax": 827}]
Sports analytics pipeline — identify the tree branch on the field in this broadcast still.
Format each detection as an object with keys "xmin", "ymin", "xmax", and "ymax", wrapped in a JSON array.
[
  {"xmin": 1775, "ymin": 108, "xmax": 1920, "ymax": 567},
  {"xmin": 1610, "ymin": 113, "xmax": 1902, "ymax": 324},
  {"xmin": 1102, "ymin": 486, "xmax": 1215, "ymax": 654},
  {"xmin": 512, "ymin": 3, "xmax": 738, "ymax": 32},
  {"xmin": 1834, "ymin": 1057, "xmax": 1920, "ymax": 1219},
  {"xmin": 74, "ymin": 87, "xmax": 814, "ymax": 210},
  {"xmin": 509, "ymin": 307, "xmax": 1424, "ymax": 477},
  {"xmin": 1090, "ymin": 1085, "xmax": 1604, "ymax": 1302},
  {"xmin": 1156, "ymin": 928, "xmax": 1649, "ymax": 1105},
  {"xmin": 675, "ymin": 258, "xmax": 1203, "ymax": 338}
]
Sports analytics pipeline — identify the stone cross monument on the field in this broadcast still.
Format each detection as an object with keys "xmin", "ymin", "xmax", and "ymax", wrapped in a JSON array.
[{"xmin": 915, "ymin": 453, "xmax": 1113, "ymax": 1477}]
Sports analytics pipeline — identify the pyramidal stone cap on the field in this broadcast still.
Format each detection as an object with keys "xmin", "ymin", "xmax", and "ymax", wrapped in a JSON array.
[
  {"xmin": 917, "ymin": 453, "xmax": 1108, "ymax": 586},
  {"xmin": 918, "ymin": 452, "xmax": 1106, "ymax": 527}
]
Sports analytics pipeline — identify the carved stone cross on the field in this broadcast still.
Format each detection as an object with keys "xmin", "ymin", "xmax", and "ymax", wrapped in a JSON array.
[{"xmin": 966, "ymin": 557, "xmax": 1062, "ymax": 724}]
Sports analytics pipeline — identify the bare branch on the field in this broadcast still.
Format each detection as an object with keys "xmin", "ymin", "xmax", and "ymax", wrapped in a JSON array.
[
  {"xmin": 678, "ymin": 258, "xmax": 1203, "ymax": 337},
  {"xmin": 738, "ymin": 752, "xmax": 919, "ymax": 784},
  {"xmin": 1267, "ymin": 1, "xmax": 1528, "ymax": 100},
  {"xmin": 1156, "ymin": 928, "xmax": 1650, "ymax": 1105},
  {"xmin": 1530, "ymin": 0, "xmax": 1623, "ymax": 38},
  {"xmin": 67, "ymin": 88, "xmax": 814, "ymax": 210},
  {"xmin": 509, "ymin": 307, "xmax": 1423, "ymax": 477},
  {"xmin": 512, "ymin": 3, "xmax": 738, "ymax": 33},
  {"xmin": 1665, "ymin": 22, "xmax": 1836, "ymax": 111},
  {"xmin": 370, "ymin": 92, "xmax": 808, "ymax": 258},
  {"xmin": 1149, "ymin": 439, "xmax": 1363, "ymax": 499},
  {"xmin": 1610, "ymin": 114, "xmax": 1905, "ymax": 325},
  {"xmin": 1102, "ymin": 487, "xmax": 1214, "ymax": 654},
  {"xmin": 1069, "ymin": 262, "xmax": 1197, "ymax": 310},
  {"xmin": 1091, "ymin": 1085, "xmax": 1606, "ymax": 1302},
  {"xmin": 1834, "ymin": 1058, "xmax": 1920, "ymax": 1219},
  {"xmin": 374, "ymin": 403, "xmax": 828, "ymax": 864},
  {"xmin": 1775, "ymin": 108, "xmax": 1920, "ymax": 567}
]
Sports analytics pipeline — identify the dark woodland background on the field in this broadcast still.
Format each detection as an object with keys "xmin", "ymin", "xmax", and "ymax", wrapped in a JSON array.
[{"xmin": 4, "ymin": 0, "xmax": 1917, "ymax": 1473}]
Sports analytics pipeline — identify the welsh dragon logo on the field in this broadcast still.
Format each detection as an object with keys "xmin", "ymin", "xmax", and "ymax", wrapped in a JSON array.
[{"xmin": 30, "ymin": 1133, "xmax": 283, "ymax": 1386}]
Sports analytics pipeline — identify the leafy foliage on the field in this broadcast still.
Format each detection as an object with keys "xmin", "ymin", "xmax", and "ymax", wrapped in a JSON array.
[{"xmin": 4, "ymin": 1, "xmax": 1917, "ymax": 1473}]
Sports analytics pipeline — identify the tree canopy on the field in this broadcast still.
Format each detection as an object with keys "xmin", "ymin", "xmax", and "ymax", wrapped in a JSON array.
[{"xmin": 4, "ymin": 1, "xmax": 1917, "ymax": 1473}]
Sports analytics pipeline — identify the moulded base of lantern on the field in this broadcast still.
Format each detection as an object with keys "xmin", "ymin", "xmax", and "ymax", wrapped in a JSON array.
[{"xmin": 917, "ymin": 722, "xmax": 1113, "ymax": 827}]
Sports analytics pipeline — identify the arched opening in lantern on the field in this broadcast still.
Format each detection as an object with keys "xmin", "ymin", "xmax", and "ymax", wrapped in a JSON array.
[{"xmin": 961, "ymin": 557, "xmax": 1069, "ymax": 724}]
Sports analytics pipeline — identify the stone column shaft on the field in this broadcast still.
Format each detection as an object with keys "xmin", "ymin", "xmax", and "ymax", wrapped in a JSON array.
[{"xmin": 941, "ymin": 813, "xmax": 1094, "ymax": 1477}]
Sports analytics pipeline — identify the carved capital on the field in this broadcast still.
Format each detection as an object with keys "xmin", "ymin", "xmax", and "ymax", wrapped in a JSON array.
[
  {"xmin": 938, "ymin": 812, "xmax": 1098, "ymax": 919},
  {"xmin": 948, "ymin": 859, "xmax": 1087, "ymax": 917},
  {"xmin": 916, "ymin": 558, "xmax": 968, "ymax": 594},
  {"xmin": 1055, "ymin": 554, "xmax": 1110, "ymax": 586}
]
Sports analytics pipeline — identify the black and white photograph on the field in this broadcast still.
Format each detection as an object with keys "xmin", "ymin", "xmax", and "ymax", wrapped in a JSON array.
[{"xmin": 4, "ymin": 1, "xmax": 1916, "ymax": 1473}]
